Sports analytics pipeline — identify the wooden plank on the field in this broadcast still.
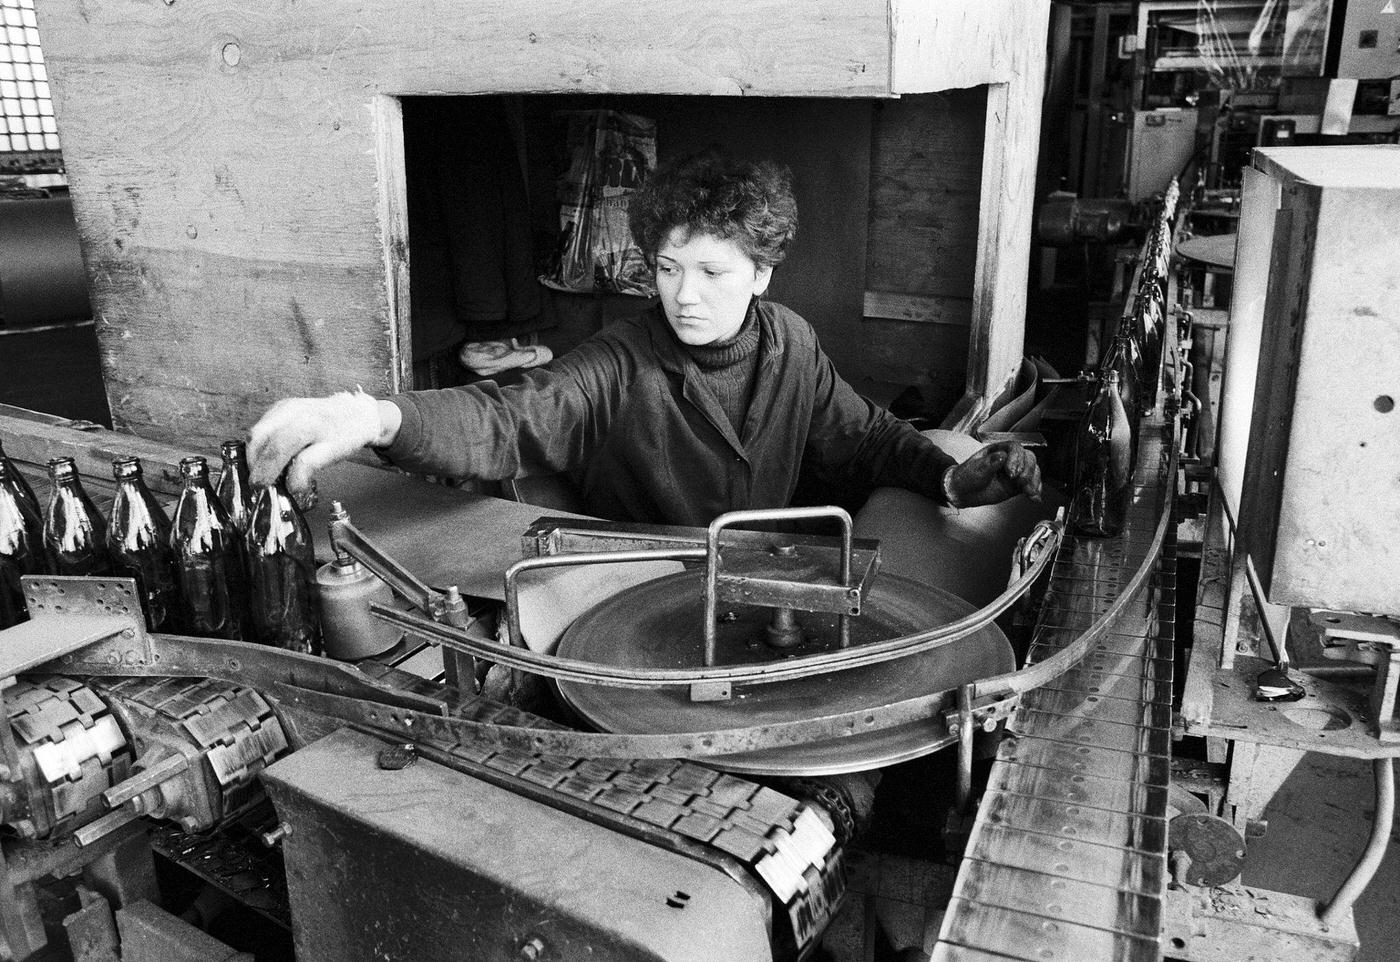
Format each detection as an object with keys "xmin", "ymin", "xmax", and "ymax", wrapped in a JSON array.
[
  {"xmin": 373, "ymin": 94, "xmax": 412, "ymax": 395},
  {"xmin": 34, "ymin": 0, "xmax": 902, "ymax": 447},
  {"xmin": 866, "ymin": 90, "xmax": 985, "ymax": 302},
  {"xmin": 862, "ymin": 291, "xmax": 972, "ymax": 327}
]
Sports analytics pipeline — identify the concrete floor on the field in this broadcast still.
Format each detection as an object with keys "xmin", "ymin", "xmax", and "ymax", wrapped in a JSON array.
[{"xmin": 1247, "ymin": 754, "xmax": 1400, "ymax": 962}]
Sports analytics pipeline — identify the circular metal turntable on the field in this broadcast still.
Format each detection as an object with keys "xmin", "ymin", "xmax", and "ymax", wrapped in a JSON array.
[{"xmin": 555, "ymin": 570, "xmax": 1014, "ymax": 776}]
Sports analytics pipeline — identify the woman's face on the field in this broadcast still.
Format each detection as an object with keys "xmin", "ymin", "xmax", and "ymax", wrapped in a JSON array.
[{"xmin": 654, "ymin": 228, "xmax": 773, "ymax": 346}]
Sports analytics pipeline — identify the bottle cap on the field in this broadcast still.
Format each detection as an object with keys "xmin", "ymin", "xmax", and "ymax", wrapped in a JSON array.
[
  {"xmin": 221, "ymin": 439, "xmax": 247, "ymax": 458},
  {"xmin": 47, "ymin": 456, "xmax": 77, "ymax": 480},
  {"xmin": 178, "ymin": 456, "xmax": 208, "ymax": 479},
  {"xmin": 112, "ymin": 456, "xmax": 143, "ymax": 480}
]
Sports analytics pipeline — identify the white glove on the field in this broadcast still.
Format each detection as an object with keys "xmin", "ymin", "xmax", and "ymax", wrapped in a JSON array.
[{"xmin": 247, "ymin": 390, "xmax": 388, "ymax": 496}]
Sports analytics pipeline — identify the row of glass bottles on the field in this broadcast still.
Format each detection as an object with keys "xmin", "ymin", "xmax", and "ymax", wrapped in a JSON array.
[
  {"xmin": 0, "ymin": 439, "xmax": 320, "ymax": 655},
  {"xmin": 1070, "ymin": 188, "xmax": 1176, "ymax": 538}
]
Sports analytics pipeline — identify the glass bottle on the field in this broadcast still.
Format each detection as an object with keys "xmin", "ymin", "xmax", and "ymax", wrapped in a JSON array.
[
  {"xmin": 1070, "ymin": 371, "xmax": 1133, "ymax": 538},
  {"xmin": 1135, "ymin": 291, "xmax": 1164, "ymax": 410},
  {"xmin": 1116, "ymin": 312, "xmax": 1145, "ymax": 385},
  {"xmin": 43, "ymin": 457, "xmax": 112, "ymax": 576},
  {"xmin": 0, "ymin": 439, "xmax": 41, "ymax": 519},
  {"xmin": 246, "ymin": 476, "xmax": 322, "ymax": 655},
  {"xmin": 170, "ymin": 456, "xmax": 247, "ymax": 639},
  {"xmin": 0, "ymin": 458, "xmax": 45, "ymax": 629},
  {"xmin": 216, "ymin": 440, "xmax": 254, "ymax": 536},
  {"xmin": 107, "ymin": 457, "xmax": 179, "ymax": 632}
]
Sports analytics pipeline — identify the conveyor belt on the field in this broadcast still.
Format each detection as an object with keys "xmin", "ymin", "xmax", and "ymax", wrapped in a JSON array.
[{"xmin": 934, "ymin": 420, "xmax": 1176, "ymax": 962}]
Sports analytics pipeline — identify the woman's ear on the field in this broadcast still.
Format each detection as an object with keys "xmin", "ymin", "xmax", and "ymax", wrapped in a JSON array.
[{"xmin": 752, "ymin": 265, "xmax": 774, "ymax": 297}]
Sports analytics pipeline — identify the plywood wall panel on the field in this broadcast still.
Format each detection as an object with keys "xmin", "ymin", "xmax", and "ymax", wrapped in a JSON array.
[
  {"xmin": 34, "ymin": 0, "xmax": 894, "ymax": 447},
  {"xmin": 866, "ymin": 91, "xmax": 986, "ymax": 300}
]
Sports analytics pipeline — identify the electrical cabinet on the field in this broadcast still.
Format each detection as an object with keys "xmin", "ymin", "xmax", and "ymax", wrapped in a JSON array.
[{"xmin": 1229, "ymin": 145, "xmax": 1400, "ymax": 615}]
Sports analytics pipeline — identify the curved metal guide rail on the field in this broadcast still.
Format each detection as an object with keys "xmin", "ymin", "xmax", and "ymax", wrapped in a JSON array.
[{"xmin": 932, "ymin": 332, "xmax": 1181, "ymax": 958}]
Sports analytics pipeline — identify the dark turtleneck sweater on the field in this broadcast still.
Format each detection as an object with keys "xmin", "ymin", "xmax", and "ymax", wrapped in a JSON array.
[{"xmin": 683, "ymin": 305, "xmax": 762, "ymax": 433}]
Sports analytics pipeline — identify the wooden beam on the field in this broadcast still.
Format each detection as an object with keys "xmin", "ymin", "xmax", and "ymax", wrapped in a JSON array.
[
  {"xmin": 890, "ymin": 0, "xmax": 1049, "ymax": 92},
  {"xmin": 862, "ymin": 291, "xmax": 971, "ymax": 326},
  {"xmin": 942, "ymin": 0, "xmax": 1049, "ymax": 430},
  {"xmin": 373, "ymin": 95, "xmax": 412, "ymax": 394}
]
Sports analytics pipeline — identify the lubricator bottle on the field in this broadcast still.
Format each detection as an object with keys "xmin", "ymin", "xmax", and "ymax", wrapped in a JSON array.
[
  {"xmin": 107, "ymin": 457, "xmax": 179, "ymax": 632},
  {"xmin": 246, "ymin": 475, "xmax": 322, "ymax": 655},
  {"xmin": 0, "ymin": 439, "xmax": 41, "ymax": 519},
  {"xmin": 0, "ymin": 458, "xmax": 45, "ymax": 629},
  {"xmin": 44, "ymin": 457, "xmax": 112, "ymax": 576},
  {"xmin": 215, "ymin": 439, "xmax": 254, "ymax": 536},
  {"xmin": 315, "ymin": 501, "xmax": 399, "ymax": 660},
  {"xmin": 1070, "ymin": 371, "xmax": 1133, "ymax": 538},
  {"xmin": 171, "ymin": 456, "xmax": 247, "ymax": 639}
]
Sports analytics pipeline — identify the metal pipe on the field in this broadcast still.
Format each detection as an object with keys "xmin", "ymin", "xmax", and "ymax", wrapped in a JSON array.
[
  {"xmin": 1321, "ymin": 758, "xmax": 1395, "ymax": 927},
  {"xmin": 100, "ymin": 753, "xmax": 187, "ymax": 810},
  {"xmin": 955, "ymin": 684, "xmax": 975, "ymax": 815},
  {"xmin": 73, "ymin": 807, "xmax": 141, "ymax": 848}
]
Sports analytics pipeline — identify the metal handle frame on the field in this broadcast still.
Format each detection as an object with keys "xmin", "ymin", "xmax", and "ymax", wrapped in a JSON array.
[{"xmin": 702, "ymin": 506, "xmax": 855, "ymax": 665}]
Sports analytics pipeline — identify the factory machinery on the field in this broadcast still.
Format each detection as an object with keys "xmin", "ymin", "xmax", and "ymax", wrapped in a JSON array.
[{"xmin": 0, "ymin": 183, "xmax": 1381, "ymax": 962}]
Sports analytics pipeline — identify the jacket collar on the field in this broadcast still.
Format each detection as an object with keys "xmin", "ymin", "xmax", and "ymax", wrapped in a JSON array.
[
  {"xmin": 648, "ymin": 298, "xmax": 785, "ymax": 458},
  {"xmin": 648, "ymin": 298, "xmax": 785, "ymax": 375}
]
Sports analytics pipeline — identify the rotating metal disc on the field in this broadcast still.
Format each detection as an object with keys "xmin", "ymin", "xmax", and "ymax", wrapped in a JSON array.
[{"xmin": 555, "ymin": 571, "xmax": 1013, "ymax": 776}]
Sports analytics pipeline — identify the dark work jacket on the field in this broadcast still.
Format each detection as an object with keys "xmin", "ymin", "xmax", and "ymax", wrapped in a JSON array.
[{"xmin": 384, "ymin": 301, "xmax": 957, "ymax": 526}]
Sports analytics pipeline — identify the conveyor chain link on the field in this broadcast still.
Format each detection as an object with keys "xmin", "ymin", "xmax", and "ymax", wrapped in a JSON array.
[
  {"xmin": 96, "ymin": 677, "xmax": 289, "ymax": 815},
  {"xmin": 424, "ymin": 697, "xmax": 842, "ymax": 948},
  {"xmin": 5, "ymin": 676, "xmax": 132, "ymax": 838}
]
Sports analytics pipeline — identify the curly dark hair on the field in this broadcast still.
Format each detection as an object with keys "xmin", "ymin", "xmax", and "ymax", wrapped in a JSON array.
[{"xmin": 628, "ymin": 151, "xmax": 798, "ymax": 268}]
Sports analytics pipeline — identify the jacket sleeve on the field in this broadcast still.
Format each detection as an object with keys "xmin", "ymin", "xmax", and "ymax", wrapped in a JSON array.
[
  {"xmin": 801, "ymin": 340, "xmax": 958, "ymax": 505},
  {"xmin": 379, "ymin": 339, "xmax": 619, "ymax": 481}
]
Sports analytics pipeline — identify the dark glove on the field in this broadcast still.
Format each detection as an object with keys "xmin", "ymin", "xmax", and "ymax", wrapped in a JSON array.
[{"xmin": 944, "ymin": 440, "xmax": 1043, "ymax": 508}]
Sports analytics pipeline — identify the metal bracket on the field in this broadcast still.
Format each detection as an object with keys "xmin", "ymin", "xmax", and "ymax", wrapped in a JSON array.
[
  {"xmin": 945, "ymin": 694, "xmax": 1021, "ymax": 738},
  {"xmin": 1312, "ymin": 610, "xmax": 1400, "ymax": 742}
]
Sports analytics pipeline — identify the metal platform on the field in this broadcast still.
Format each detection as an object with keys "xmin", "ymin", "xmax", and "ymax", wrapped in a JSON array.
[{"xmin": 934, "ymin": 417, "xmax": 1176, "ymax": 962}]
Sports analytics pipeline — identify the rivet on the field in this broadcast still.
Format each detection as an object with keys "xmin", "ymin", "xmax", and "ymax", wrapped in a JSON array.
[{"xmin": 222, "ymin": 41, "xmax": 241, "ymax": 67}]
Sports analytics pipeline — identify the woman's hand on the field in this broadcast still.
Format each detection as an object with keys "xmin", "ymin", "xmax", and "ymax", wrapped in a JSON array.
[
  {"xmin": 944, "ymin": 440, "xmax": 1043, "ymax": 508},
  {"xmin": 246, "ymin": 390, "xmax": 399, "ymax": 497}
]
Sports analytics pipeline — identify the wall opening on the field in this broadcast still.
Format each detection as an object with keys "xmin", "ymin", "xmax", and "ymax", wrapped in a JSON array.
[{"xmin": 395, "ymin": 91, "xmax": 984, "ymax": 423}]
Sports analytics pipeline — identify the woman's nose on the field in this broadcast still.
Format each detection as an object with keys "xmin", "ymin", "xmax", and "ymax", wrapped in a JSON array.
[{"xmin": 675, "ymin": 272, "xmax": 701, "ymax": 304}]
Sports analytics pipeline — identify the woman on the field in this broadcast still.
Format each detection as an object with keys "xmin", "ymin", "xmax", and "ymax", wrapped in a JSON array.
[{"xmin": 248, "ymin": 153, "xmax": 1040, "ymax": 518}]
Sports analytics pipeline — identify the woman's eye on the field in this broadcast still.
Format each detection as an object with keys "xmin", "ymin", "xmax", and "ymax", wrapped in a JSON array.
[
  {"xmin": 704, "ymin": 269, "xmax": 724, "ymax": 278},
  {"xmin": 657, "ymin": 265, "xmax": 677, "ymax": 275}
]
